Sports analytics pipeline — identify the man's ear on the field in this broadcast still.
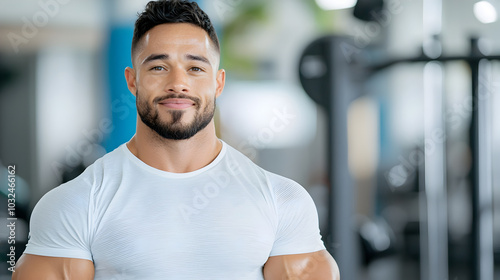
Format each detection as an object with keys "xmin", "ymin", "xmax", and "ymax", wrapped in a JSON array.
[
  {"xmin": 124, "ymin": 67, "xmax": 137, "ymax": 96},
  {"xmin": 215, "ymin": 69, "xmax": 226, "ymax": 98}
]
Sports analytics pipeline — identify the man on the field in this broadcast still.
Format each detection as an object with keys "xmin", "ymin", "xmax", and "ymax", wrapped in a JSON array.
[{"xmin": 13, "ymin": 0, "xmax": 340, "ymax": 279}]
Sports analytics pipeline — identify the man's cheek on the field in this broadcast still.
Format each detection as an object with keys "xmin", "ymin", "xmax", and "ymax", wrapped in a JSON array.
[{"xmin": 141, "ymin": 74, "xmax": 163, "ymax": 89}]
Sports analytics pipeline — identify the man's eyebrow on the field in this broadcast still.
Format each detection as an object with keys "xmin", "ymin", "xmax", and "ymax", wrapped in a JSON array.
[
  {"xmin": 186, "ymin": 54, "xmax": 210, "ymax": 65},
  {"xmin": 142, "ymin": 54, "xmax": 169, "ymax": 65}
]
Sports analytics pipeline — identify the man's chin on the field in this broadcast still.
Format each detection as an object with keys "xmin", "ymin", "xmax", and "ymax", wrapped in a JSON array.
[
  {"xmin": 159, "ymin": 112, "xmax": 194, "ymax": 124},
  {"xmin": 160, "ymin": 119, "xmax": 194, "ymax": 129}
]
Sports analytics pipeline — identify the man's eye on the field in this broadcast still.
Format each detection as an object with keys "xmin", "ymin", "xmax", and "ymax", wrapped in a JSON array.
[
  {"xmin": 151, "ymin": 66, "xmax": 165, "ymax": 71},
  {"xmin": 190, "ymin": 67, "xmax": 203, "ymax": 72}
]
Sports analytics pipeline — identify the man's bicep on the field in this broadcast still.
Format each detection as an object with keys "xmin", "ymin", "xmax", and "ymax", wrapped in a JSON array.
[
  {"xmin": 263, "ymin": 250, "xmax": 340, "ymax": 280},
  {"xmin": 12, "ymin": 253, "xmax": 95, "ymax": 280}
]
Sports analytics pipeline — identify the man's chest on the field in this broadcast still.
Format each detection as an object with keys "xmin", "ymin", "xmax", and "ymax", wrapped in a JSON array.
[{"xmin": 89, "ymin": 182, "xmax": 276, "ymax": 278}]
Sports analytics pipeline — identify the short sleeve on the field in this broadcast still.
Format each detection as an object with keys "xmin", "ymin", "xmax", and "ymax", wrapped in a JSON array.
[
  {"xmin": 267, "ymin": 173, "xmax": 326, "ymax": 256},
  {"xmin": 23, "ymin": 181, "xmax": 93, "ymax": 261}
]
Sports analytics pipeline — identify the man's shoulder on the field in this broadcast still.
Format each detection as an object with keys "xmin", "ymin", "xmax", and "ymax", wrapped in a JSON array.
[{"xmin": 263, "ymin": 170, "xmax": 307, "ymax": 199}]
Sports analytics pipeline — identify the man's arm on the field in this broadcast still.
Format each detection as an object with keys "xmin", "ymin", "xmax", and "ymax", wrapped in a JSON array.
[
  {"xmin": 263, "ymin": 249, "xmax": 340, "ymax": 280},
  {"xmin": 12, "ymin": 254, "xmax": 94, "ymax": 280}
]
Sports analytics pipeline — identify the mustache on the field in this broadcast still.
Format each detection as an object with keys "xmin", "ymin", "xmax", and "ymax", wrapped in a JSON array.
[{"xmin": 153, "ymin": 93, "xmax": 200, "ymax": 105}]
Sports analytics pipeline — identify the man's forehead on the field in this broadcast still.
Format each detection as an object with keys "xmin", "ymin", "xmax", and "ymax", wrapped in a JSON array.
[{"xmin": 147, "ymin": 24, "xmax": 210, "ymax": 45}]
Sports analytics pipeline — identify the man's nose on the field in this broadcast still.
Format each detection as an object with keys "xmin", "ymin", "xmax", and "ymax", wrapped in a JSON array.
[{"xmin": 166, "ymin": 68, "xmax": 189, "ymax": 93}]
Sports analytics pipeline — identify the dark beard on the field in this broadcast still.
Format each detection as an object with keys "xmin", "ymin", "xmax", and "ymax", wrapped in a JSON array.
[{"xmin": 136, "ymin": 91, "xmax": 215, "ymax": 140}]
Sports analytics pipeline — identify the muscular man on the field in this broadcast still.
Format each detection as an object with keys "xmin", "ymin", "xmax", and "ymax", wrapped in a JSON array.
[{"xmin": 13, "ymin": 1, "xmax": 340, "ymax": 279}]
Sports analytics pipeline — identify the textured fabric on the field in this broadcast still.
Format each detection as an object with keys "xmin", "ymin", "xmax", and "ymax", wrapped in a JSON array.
[{"xmin": 24, "ymin": 140, "xmax": 325, "ymax": 279}]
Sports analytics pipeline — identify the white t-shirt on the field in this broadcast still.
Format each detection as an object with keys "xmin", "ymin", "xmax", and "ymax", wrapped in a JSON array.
[{"xmin": 23, "ymin": 140, "xmax": 325, "ymax": 279}]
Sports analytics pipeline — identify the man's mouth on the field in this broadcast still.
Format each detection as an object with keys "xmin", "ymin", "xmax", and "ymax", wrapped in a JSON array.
[{"xmin": 158, "ymin": 98, "xmax": 196, "ymax": 109}]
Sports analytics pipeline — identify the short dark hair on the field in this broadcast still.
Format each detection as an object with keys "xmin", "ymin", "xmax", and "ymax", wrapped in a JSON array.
[{"xmin": 131, "ymin": 0, "xmax": 219, "ymax": 58}]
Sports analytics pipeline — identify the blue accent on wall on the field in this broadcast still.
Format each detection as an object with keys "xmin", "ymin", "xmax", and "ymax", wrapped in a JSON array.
[{"xmin": 104, "ymin": 26, "xmax": 137, "ymax": 152}]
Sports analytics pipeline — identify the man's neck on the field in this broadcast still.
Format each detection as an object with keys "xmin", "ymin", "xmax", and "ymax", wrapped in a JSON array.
[{"xmin": 126, "ymin": 121, "xmax": 222, "ymax": 173}]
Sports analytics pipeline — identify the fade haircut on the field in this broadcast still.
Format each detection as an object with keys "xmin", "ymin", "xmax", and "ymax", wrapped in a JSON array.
[{"xmin": 131, "ymin": 0, "xmax": 220, "ymax": 59}]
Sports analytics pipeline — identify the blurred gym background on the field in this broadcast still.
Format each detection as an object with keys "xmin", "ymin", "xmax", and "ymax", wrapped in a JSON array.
[{"xmin": 0, "ymin": 0, "xmax": 499, "ymax": 279}]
